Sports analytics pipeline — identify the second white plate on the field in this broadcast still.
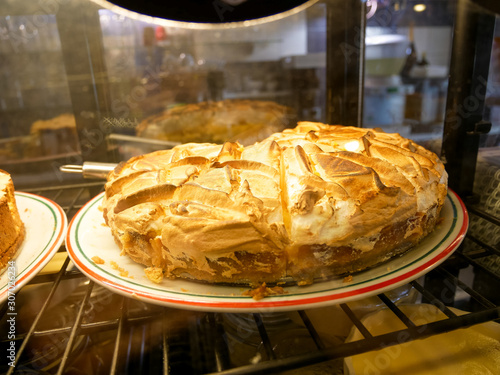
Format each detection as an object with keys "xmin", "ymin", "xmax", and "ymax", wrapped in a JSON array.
[{"xmin": 0, "ymin": 192, "xmax": 68, "ymax": 304}]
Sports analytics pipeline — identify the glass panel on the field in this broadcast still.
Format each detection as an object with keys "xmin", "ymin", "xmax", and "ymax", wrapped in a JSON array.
[
  {"xmin": 484, "ymin": 15, "xmax": 500, "ymax": 149},
  {"xmin": 363, "ymin": 0, "xmax": 456, "ymax": 156},
  {"xmin": 96, "ymin": 3, "xmax": 329, "ymax": 160},
  {"xmin": 5, "ymin": 0, "xmax": 499, "ymax": 191},
  {"xmin": 0, "ymin": 0, "xmax": 333, "ymax": 187},
  {"xmin": 0, "ymin": 11, "xmax": 76, "ymax": 187}
]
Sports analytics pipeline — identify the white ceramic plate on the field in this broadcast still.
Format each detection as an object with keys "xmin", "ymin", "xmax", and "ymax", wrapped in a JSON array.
[
  {"xmin": 0, "ymin": 192, "xmax": 68, "ymax": 304},
  {"xmin": 66, "ymin": 191, "xmax": 468, "ymax": 313}
]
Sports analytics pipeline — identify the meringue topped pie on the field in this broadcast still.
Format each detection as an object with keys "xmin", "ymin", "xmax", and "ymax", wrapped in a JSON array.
[{"xmin": 102, "ymin": 122, "xmax": 448, "ymax": 285}]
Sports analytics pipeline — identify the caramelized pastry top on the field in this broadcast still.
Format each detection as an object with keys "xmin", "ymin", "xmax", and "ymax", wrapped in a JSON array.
[{"xmin": 103, "ymin": 122, "xmax": 447, "ymax": 271}]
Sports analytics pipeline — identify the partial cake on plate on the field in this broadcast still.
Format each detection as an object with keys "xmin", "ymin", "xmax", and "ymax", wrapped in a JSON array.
[
  {"xmin": 102, "ymin": 122, "xmax": 448, "ymax": 285},
  {"xmin": 0, "ymin": 169, "xmax": 25, "ymax": 274}
]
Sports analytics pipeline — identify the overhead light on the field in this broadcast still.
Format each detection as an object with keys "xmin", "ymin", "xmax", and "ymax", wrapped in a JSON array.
[
  {"xmin": 413, "ymin": 4, "xmax": 426, "ymax": 12},
  {"xmin": 90, "ymin": 0, "xmax": 320, "ymax": 28},
  {"xmin": 366, "ymin": 0, "xmax": 377, "ymax": 19},
  {"xmin": 366, "ymin": 34, "xmax": 406, "ymax": 46}
]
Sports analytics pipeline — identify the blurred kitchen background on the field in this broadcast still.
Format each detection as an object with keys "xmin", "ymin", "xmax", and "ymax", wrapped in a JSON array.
[{"xmin": 1, "ymin": 0, "xmax": 500, "ymax": 186}]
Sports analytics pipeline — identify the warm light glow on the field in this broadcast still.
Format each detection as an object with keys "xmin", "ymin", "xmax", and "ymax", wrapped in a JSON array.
[
  {"xmin": 413, "ymin": 4, "xmax": 426, "ymax": 12},
  {"xmin": 366, "ymin": 0, "xmax": 377, "ymax": 19},
  {"xmin": 344, "ymin": 140, "xmax": 360, "ymax": 152}
]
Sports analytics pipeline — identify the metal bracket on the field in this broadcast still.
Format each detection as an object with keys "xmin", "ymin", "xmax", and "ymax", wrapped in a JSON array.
[{"xmin": 466, "ymin": 120, "xmax": 492, "ymax": 135}]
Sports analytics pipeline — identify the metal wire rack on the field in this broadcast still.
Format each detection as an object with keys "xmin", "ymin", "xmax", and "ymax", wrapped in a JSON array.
[{"xmin": 1, "ymin": 181, "xmax": 499, "ymax": 375}]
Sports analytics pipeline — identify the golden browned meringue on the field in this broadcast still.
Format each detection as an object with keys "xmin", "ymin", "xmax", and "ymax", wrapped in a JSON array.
[
  {"xmin": 103, "ymin": 122, "xmax": 448, "ymax": 285},
  {"xmin": 0, "ymin": 169, "xmax": 25, "ymax": 274}
]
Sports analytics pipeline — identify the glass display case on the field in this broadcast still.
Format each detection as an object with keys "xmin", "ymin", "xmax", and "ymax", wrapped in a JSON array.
[{"xmin": 0, "ymin": 1, "xmax": 499, "ymax": 374}]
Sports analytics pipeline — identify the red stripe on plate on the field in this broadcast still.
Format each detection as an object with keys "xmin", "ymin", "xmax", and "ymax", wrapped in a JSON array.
[{"xmin": 14, "ymin": 193, "xmax": 66, "ymax": 286}]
